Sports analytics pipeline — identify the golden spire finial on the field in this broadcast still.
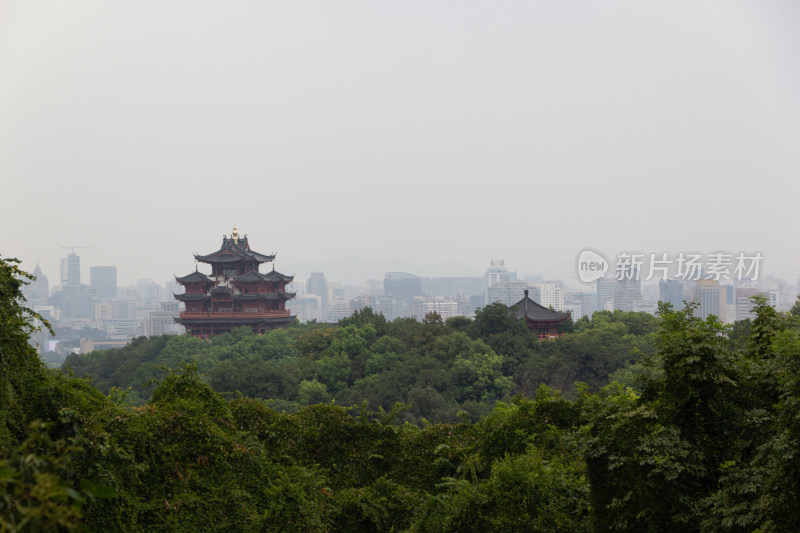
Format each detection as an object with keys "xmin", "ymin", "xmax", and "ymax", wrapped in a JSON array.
[{"xmin": 232, "ymin": 224, "xmax": 239, "ymax": 244}]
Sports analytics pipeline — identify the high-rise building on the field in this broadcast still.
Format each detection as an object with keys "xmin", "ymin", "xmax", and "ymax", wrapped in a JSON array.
[
  {"xmin": 485, "ymin": 260, "xmax": 515, "ymax": 304},
  {"xmin": 51, "ymin": 283, "xmax": 93, "ymax": 320},
  {"xmin": 564, "ymin": 291, "xmax": 587, "ymax": 320},
  {"xmin": 659, "ymin": 280, "xmax": 685, "ymax": 310},
  {"xmin": 384, "ymin": 272, "xmax": 422, "ymax": 303},
  {"xmin": 146, "ymin": 302, "xmax": 184, "ymax": 337},
  {"xmin": 328, "ymin": 286, "xmax": 351, "ymax": 322},
  {"xmin": 692, "ymin": 279, "xmax": 727, "ymax": 322},
  {"xmin": 412, "ymin": 295, "xmax": 460, "ymax": 321},
  {"xmin": 614, "ymin": 274, "xmax": 642, "ymax": 312},
  {"xmin": 577, "ymin": 291, "xmax": 596, "ymax": 318},
  {"xmin": 735, "ymin": 287, "xmax": 764, "ymax": 321},
  {"xmin": 110, "ymin": 298, "xmax": 137, "ymax": 320},
  {"xmin": 90, "ymin": 266, "xmax": 117, "ymax": 299},
  {"xmin": 306, "ymin": 272, "xmax": 330, "ymax": 321},
  {"xmin": 485, "ymin": 259, "xmax": 513, "ymax": 285},
  {"xmin": 596, "ymin": 278, "xmax": 616, "ymax": 312},
  {"xmin": 758, "ymin": 276, "xmax": 791, "ymax": 310},
  {"xmin": 535, "ymin": 283, "xmax": 565, "ymax": 311},
  {"xmin": 135, "ymin": 279, "xmax": 163, "ymax": 304},
  {"xmin": 60, "ymin": 252, "xmax": 80, "ymax": 285},
  {"xmin": 288, "ymin": 295, "xmax": 323, "ymax": 323},
  {"xmin": 725, "ymin": 283, "xmax": 737, "ymax": 322},
  {"xmin": 487, "ymin": 280, "xmax": 530, "ymax": 307},
  {"xmin": 420, "ymin": 277, "xmax": 486, "ymax": 298}
]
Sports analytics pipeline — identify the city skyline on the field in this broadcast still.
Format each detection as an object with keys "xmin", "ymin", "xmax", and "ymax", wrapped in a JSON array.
[
  {"xmin": 30, "ymin": 243, "xmax": 795, "ymax": 310},
  {"xmin": 18, "ymin": 243, "xmax": 793, "ymax": 293},
  {"xmin": 24, "ymin": 237, "xmax": 797, "ymax": 365}
]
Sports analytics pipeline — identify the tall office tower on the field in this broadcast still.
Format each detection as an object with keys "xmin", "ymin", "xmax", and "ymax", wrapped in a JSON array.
[
  {"xmin": 735, "ymin": 287, "xmax": 765, "ymax": 321},
  {"xmin": 536, "ymin": 283, "xmax": 565, "ymax": 311},
  {"xmin": 614, "ymin": 265, "xmax": 642, "ymax": 312},
  {"xmin": 484, "ymin": 259, "xmax": 514, "ymax": 304},
  {"xmin": 135, "ymin": 279, "xmax": 163, "ymax": 304},
  {"xmin": 659, "ymin": 279, "xmax": 685, "ymax": 309},
  {"xmin": 384, "ymin": 272, "xmax": 422, "ymax": 303},
  {"xmin": 60, "ymin": 252, "xmax": 80, "ymax": 285},
  {"xmin": 596, "ymin": 278, "xmax": 616, "ymax": 312},
  {"xmin": 328, "ymin": 285, "xmax": 351, "ymax": 322},
  {"xmin": 90, "ymin": 266, "xmax": 117, "ymax": 298},
  {"xmin": 692, "ymin": 279, "xmax": 728, "ymax": 322},
  {"xmin": 306, "ymin": 272, "xmax": 330, "ymax": 321},
  {"xmin": 485, "ymin": 259, "xmax": 513, "ymax": 285},
  {"xmin": 486, "ymin": 280, "xmax": 530, "ymax": 307}
]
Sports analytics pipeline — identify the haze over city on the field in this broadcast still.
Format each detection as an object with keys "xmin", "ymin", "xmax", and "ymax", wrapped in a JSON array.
[{"xmin": 2, "ymin": 1, "xmax": 799, "ymax": 285}]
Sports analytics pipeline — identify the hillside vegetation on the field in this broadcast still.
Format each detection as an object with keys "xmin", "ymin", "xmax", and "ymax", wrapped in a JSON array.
[{"xmin": 63, "ymin": 305, "xmax": 658, "ymax": 423}]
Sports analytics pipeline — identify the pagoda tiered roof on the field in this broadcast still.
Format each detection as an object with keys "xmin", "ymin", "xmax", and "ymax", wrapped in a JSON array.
[
  {"xmin": 175, "ymin": 271, "xmax": 213, "ymax": 284},
  {"xmin": 261, "ymin": 270, "xmax": 294, "ymax": 282},
  {"xmin": 233, "ymin": 270, "xmax": 294, "ymax": 283},
  {"xmin": 234, "ymin": 292, "xmax": 296, "ymax": 301},
  {"xmin": 173, "ymin": 293, "xmax": 207, "ymax": 302},
  {"xmin": 194, "ymin": 235, "xmax": 275, "ymax": 265}
]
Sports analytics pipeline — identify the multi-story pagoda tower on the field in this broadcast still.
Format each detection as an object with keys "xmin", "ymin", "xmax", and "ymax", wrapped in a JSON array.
[{"xmin": 174, "ymin": 226, "xmax": 295, "ymax": 337}]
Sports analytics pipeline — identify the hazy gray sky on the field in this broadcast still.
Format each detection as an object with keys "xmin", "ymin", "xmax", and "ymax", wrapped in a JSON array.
[{"xmin": 2, "ymin": 1, "xmax": 799, "ymax": 286}]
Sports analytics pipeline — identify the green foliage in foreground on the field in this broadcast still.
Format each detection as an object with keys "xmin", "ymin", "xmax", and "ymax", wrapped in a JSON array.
[{"xmin": 3, "ymin": 256, "xmax": 800, "ymax": 531}]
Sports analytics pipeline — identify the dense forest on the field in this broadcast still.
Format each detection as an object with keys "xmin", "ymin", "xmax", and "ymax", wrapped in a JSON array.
[
  {"xmin": 2, "ymin": 255, "xmax": 800, "ymax": 531},
  {"xmin": 61, "ymin": 304, "xmax": 660, "ymax": 423}
]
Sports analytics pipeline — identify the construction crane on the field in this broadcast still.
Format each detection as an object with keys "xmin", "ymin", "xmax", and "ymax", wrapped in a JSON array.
[{"xmin": 61, "ymin": 245, "xmax": 94, "ymax": 253}]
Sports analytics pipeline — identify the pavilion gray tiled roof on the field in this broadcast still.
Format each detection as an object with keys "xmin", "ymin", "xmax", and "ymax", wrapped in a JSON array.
[
  {"xmin": 510, "ymin": 291, "xmax": 571, "ymax": 321},
  {"xmin": 175, "ymin": 271, "xmax": 213, "ymax": 284}
]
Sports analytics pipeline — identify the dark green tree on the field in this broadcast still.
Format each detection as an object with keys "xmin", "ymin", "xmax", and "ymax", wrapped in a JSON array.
[
  {"xmin": 0, "ymin": 256, "xmax": 52, "ymax": 446},
  {"xmin": 471, "ymin": 302, "xmax": 529, "ymax": 339},
  {"xmin": 338, "ymin": 307, "xmax": 388, "ymax": 337}
]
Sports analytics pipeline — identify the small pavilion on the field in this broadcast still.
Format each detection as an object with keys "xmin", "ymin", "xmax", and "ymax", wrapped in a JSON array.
[{"xmin": 510, "ymin": 289, "xmax": 571, "ymax": 339}]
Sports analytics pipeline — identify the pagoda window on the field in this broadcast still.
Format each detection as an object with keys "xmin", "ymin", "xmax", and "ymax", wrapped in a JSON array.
[{"xmin": 222, "ymin": 268, "xmax": 235, "ymax": 278}]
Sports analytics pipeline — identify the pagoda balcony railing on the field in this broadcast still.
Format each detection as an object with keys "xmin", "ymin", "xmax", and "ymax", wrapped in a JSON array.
[{"xmin": 179, "ymin": 311, "xmax": 290, "ymax": 319}]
